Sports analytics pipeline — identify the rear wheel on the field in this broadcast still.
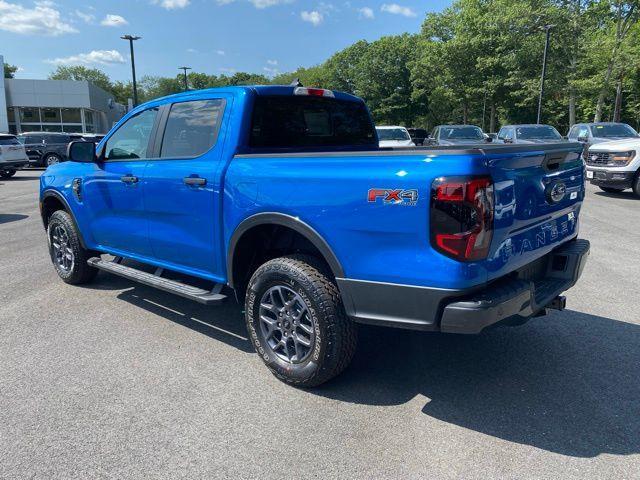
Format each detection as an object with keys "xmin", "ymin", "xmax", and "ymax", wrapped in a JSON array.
[
  {"xmin": 0, "ymin": 169, "xmax": 16, "ymax": 178},
  {"xmin": 245, "ymin": 255, "xmax": 357, "ymax": 387},
  {"xmin": 599, "ymin": 186, "xmax": 625, "ymax": 193},
  {"xmin": 47, "ymin": 210, "xmax": 98, "ymax": 284}
]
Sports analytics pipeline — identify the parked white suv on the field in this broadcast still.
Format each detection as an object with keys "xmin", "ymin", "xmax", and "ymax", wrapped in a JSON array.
[
  {"xmin": 376, "ymin": 126, "xmax": 415, "ymax": 147},
  {"xmin": 0, "ymin": 134, "xmax": 29, "ymax": 179},
  {"xmin": 585, "ymin": 138, "xmax": 640, "ymax": 196}
]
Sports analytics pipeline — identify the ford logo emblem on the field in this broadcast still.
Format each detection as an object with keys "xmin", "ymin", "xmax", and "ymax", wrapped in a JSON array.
[{"xmin": 546, "ymin": 181, "xmax": 567, "ymax": 204}]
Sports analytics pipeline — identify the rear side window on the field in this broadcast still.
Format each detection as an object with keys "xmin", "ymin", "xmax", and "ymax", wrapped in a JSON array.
[
  {"xmin": 0, "ymin": 136, "xmax": 20, "ymax": 146},
  {"xmin": 249, "ymin": 96, "xmax": 376, "ymax": 149},
  {"xmin": 160, "ymin": 99, "xmax": 225, "ymax": 158}
]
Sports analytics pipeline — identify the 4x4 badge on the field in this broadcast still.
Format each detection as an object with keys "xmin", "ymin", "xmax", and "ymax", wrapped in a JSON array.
[{"xmin": 367, "ymin": 188, "xmax": 418, "ymax": 206}]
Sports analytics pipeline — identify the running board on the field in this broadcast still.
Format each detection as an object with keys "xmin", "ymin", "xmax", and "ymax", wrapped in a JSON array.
[{"xmin": 87, "ymin": 257, "xmax": 227, "ymax": 305}]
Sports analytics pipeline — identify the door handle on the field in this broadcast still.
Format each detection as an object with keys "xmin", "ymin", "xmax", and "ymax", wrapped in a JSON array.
[
  {"xmin": 183, "ymin": 176, "xmax": 207, "ymax": 186},
  {"xmin": 120, "ymin": 175, "xmax": 138, "ymax": 184}
]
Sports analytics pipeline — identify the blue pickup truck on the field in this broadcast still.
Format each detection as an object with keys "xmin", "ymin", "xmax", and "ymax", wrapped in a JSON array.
[{"xmin": 39, "ymin": 85, "xmax": 590, "ymax": 386}]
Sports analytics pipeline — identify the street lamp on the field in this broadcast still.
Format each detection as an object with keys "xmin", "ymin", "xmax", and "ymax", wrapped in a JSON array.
[
  {"xmin": 179, "ymin": 66, "xmax": 192, "ymax": 91},
  {"xmin": 121, "ymin": 35, "xmax": 141, "ymax": 107},
  {"xmin": 536, "ymin": 24, "xmax": 554, "ymax": 124}
]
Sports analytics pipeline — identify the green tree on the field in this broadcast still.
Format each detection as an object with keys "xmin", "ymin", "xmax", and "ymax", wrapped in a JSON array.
[
  {"xmin": 4, "ymin": 63, "xmax": 18, "ymax": 79},
  {"xmin": 48, "ymin": 65, "xmax": 113, "ymax": 93}
]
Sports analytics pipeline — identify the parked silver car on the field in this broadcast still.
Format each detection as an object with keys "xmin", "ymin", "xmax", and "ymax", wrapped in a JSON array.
[{"xmin": 0, "ymin": 134, "xmax": 29, "ymax": 178}]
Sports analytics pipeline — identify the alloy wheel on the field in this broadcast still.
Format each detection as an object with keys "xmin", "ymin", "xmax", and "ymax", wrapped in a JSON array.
[
  {"xmin": 259, "ymin": 285, "xmax": 315, "ymax": 363},
  {"xmin": 51, "ymin": 224, "xmax": 74, "ymax": 273}
]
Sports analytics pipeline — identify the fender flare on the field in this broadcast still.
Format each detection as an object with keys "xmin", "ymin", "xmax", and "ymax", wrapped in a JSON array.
[
  {"xmin": 41, "ymin": 189, "xmax": 88, "ymax": 248},
  {"xmin": 226, "ymin": 212, "xmax": 345, "ymax": 288}
]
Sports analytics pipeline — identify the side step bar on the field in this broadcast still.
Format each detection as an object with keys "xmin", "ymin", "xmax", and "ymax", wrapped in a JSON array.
[{"xmin": 87, "ymin": 257, "xmax": 227, "ymax": 305}]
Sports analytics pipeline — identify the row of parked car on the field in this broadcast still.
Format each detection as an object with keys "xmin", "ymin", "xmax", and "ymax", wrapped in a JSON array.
[
  {"xmin": 0, "ymin": 131, "xmax": 105, "ymax": 178},
  {"xmin": 376, "ymin": 122, "xmax": 640, "ymax": 148},
  {"xmin": 375, "ymin": 121, "xmax": 640, "ymax": 196}
]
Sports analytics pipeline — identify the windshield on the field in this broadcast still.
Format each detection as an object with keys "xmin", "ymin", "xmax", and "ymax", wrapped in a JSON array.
[
  {"xmin": 590, "ymin": 124, "xmax": 637, "ymax": 138},
  {"xmin": 440, "ymin": 126, "xmax": 484, "ymax": 140},
  {"xmin": 376, "ymin": 128, "xmax": 410, "ymax": 141},
  {"xmin": 516, "ymin": 126, "xmax": 561, "ymax": 140}
]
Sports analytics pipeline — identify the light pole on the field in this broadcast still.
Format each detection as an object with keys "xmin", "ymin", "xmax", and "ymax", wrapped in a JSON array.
[
  {"xmin": 536, "ymin": 24, "xmax": 554, "ymax": 124},
  {"xmin": 179, "ymin": 66, "xmax": 192, "ymax": 91},
  {"xmin": 121, "ymin": 35, "xmax": 141, "ymax": 107}
]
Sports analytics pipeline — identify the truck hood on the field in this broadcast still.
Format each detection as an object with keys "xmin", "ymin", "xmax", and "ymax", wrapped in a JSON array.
[
  {"xmin": 588, "ymin": 137, "xmax": 640, "ymax": 151},
  {"xmin": 515, "ymin": 138, "xmax": 567, "ymax": 144},
  {"xmin": 438, "ymin": 139, "xmax": 489, "ymax": 146},
  {"xmin": 379, "ymin": 140, "xmax": 414, "ymax": 148},
  {"xmin": 590, "ymin": 136, "xmax": 639, "ymax": 145}
]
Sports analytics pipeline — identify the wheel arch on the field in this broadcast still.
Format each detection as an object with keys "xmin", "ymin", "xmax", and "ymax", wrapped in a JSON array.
[
  {"xmin": 227, "ymin": 213, "xmax": 345, "ymax": 290},
  {"xmin": 41, "ymin": 190, "xmax": 87, "ymax": 248}
]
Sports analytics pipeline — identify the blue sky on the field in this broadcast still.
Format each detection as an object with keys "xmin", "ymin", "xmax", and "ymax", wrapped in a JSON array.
[{"xmin": 0, "ymin": 0, "xmax": 450, "ymax": 82}]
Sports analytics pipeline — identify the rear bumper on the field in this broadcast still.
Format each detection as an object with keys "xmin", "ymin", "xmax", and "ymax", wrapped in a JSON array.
[
  {"xmin": 587, "ymin": 169, "xmax": 635, "ymax": 189},
  {"xmin": 338, "ymin": 239, "xmax": 590, "ymax": 334}
]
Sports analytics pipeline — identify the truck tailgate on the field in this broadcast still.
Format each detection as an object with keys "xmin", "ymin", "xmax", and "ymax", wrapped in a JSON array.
[{"xmin": 484, "ymin": 143, "xmax": 585, "ymax": 280}]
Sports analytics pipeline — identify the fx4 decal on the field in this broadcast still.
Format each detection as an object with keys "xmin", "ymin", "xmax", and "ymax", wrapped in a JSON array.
[{"xmin": 367, "ymin": 188, "xmax": 419, "ymax": 206}]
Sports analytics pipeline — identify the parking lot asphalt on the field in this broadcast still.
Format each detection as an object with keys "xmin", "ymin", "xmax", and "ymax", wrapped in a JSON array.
[{"xmin": 0, "ymin": 170, "xmax": 639, "ymax": 479}]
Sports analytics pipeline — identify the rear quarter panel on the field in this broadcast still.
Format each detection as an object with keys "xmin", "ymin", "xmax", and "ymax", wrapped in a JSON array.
[{"xmin": 224, "ymin": 151, "xmax": 491, "ymax": 289}]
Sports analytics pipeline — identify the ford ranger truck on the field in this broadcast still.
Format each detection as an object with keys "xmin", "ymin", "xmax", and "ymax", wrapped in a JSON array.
[
  {"xmin": 585, "ymin": 138, "xmax": 640, "ymax": 197},
  {"xmin": 39, "ymin": 86, "xmax": 590, "ymax": 387}
]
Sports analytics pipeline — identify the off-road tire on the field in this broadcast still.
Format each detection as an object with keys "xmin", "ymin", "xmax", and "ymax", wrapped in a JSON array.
[
  {"xmin": 599, "ymin": 186, "xmax": 625, "ymax": 193},
  {"xmin": 47, "ymin": 210, "xmax": 99, "ymax": 284},
  {"xmin": 245, "ymin": 255, "xmax": 357, "ymax": 387},
  {"xmin": 0, "ymin": 169, "xmax": 17, "ymax": 178}
]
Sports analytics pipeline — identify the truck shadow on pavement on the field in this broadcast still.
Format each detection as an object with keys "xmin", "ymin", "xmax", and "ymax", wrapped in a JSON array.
[
  {"xmin": 316, "ymin": 310, "xmax": 640, "ymax": 459},
  {"xmin": 593, "ymin": 190, "xmax": 639, "ymax": 201},
  {"xmin": 0, "ymin": 213, "xmax": 28, "ymax": 225},
  {"xmin": 85, "ymin": 273, "xmax": 639, "ymax": 458},
  {"xmin": 86, "ymin": 273, "xmax": 252, "ymax": 353}
]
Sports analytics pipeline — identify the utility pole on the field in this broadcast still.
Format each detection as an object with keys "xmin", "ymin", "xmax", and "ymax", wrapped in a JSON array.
[
  {"xmin": 536, "ymin": 24, "xmax": 554, "ymax": 124},
  {"xmin": 121, "ymin": 35, "xmax": 141, "ymax": 107},
  {"xmin": 179, "ymin": 66, "xmax": 192, "ymax": 92}
]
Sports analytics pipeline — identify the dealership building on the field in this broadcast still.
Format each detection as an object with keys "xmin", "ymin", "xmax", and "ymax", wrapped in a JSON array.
[{"xmin": 1, "ymin": 55, "xmax": 126, "ymax": 135}]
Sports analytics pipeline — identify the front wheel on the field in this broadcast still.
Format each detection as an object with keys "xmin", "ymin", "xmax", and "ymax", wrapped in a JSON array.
[
  {"xmin": 0, "ymin": 169, "xmax": 16, "ymax": 178},
  {"xmin": 599, "ymin": 186, "xmax": 625, "ymax": 193},
  {"xmin": 47, "ymin": 210, "xmax": 98, "ymax": 284},
  {"xmin": 245, "ymin": 255, "xmax": 357, "ymax": 387}
]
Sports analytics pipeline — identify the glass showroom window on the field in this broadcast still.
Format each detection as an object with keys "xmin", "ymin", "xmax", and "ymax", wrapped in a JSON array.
[{"xmin": 84, "ymin": 110, "xmax": 97, "ymax": 133}]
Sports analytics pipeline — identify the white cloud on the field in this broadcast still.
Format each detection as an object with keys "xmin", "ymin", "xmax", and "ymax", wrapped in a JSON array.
[
  {"xmin": 152, "ymin": 0, "xmax": 190, "ymax": 9},
  {"xmin": 75, "ymin": 10, "xmax": 95, "ymax": 24},
  {"xmin": 266, "ymin": 59, "xmax": 278, "ymax": 65},
  {"xmin": 46, "ymin": 50, "xmax": 126, "ymax": 66},
  {"xmin": 186, "ymin": 48, "xmax": 198, "ymax": 53},
  {"xmin": 301, "ymin": 10, "xmax": 323, "ymax": 26},
  {"xmin": 249, "ymin": 0, "xmax": 291, "ymax": 8},
  {"xmin": 358, "ymin": 6, "xmax": 374, "ymax": 19},
  {"xmin": 216, "ymin": 50, "xmax": 226, "ymax": 55},
  {"xmin": 0, "ymin": 0, "xmax": 77, "ymax": 36},
  {"xmin": 380, "ymin": 3, "xmax": 416, "ymax": 17},
  {"xmin": 263, "ymin": 66, "xmax": 279, "ymax": 76},
  {"xmin": 100, "ymin": 14, "xmax": 128, "ymax": 27}
]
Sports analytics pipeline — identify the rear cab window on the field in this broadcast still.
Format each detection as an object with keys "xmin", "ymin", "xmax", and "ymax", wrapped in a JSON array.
[{"xmin": 248, "ymin": 94, "xmax": 377, "ymax": 150}]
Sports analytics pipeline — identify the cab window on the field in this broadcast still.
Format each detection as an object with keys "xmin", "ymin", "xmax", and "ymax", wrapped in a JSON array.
[{"xmin": 104, "ymin": 108, "xmax": 158, "ymax": 160}]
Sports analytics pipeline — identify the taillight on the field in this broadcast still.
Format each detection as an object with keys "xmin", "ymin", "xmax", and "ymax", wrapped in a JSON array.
[{"xmin": 430, "ymin": 176, "xmax": 494, "ymax": 261}]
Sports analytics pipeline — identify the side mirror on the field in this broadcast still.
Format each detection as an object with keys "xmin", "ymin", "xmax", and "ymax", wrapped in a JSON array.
[
  {"xmin": 503, "ymin": 138, "xmax": 513, "ymax": 144},
  {"xmin": 68, "ymin": 141, "xmax": 97, "ymax": 163},
  {"xmin": 484, "ymin": 134, "xmax": 493, "ymax": 143},
  {"xmin": 577, "ymin": 135, "xmax": 588, "ymax": 143}
]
